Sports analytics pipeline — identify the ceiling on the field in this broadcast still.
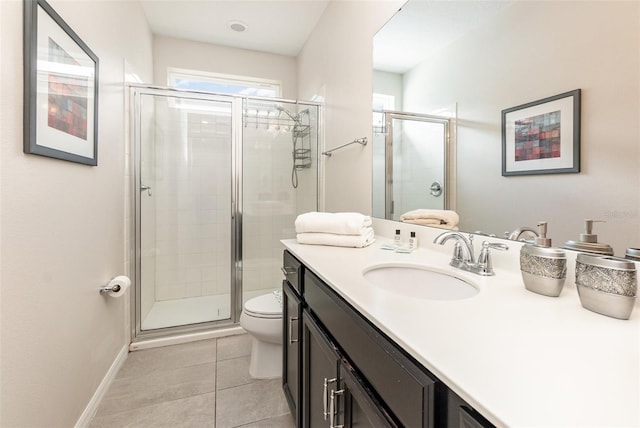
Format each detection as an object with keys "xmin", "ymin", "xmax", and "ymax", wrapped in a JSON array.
[
  {"xmin": 140, "ymin": 0, "xmax": 512, "ymax": 74},
  {"xmin": 373, "ymin": 1, "xmax": 511, "ymax": 74},
  {"xmin": 140, "ymin": 0, "xmax": 330, "ymax": 57}
]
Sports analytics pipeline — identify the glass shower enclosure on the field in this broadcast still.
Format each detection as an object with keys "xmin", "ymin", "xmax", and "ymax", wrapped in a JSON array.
[
  {"xmin": 131, "ymin": 86, "xmax": 319, "ymax": 339},
  {"xmin": 372, "ymin": 111, "xmax": 451, "ymax": 220}
]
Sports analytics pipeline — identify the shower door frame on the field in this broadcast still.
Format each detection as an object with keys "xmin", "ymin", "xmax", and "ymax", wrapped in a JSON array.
[
  {"xmin": 383, "ymin": 111, "xmax": 452, "ymax": 220},
  {"xmin": 130, "ymin": 86, "xmax": 244, "ymax": 341}
]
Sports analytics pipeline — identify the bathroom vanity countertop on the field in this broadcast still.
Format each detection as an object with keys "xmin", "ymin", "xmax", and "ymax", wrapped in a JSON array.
[{"xmin": 282, "ymin": 238, "xmax": 640, "ymax": 427}]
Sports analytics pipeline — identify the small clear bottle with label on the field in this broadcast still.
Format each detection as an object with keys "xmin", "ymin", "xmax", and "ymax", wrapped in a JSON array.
[
  {"xmin": 394, "ymin": 229, "xmax": 401, "ymax": 246},
  {"xmin": 408, "ymin": 231, "xmax": 418, "ymax": 249}
]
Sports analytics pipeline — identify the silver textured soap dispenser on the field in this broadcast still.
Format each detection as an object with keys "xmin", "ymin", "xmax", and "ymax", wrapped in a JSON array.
[
  {"xmin": 575, "ymin": 253, "xmax": 637, "ymax": 320},
  {"xmin": 563, "ymin": 220, "xmax": 614, "ymax": 255},
  {"xmin": 520, "ymin": 222, "xmax": 567, "ymax": 297}
]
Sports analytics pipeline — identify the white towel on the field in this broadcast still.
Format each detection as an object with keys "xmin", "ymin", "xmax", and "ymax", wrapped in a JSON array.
[
  {"xmin": 296, "ymin": 227, "xmax": 375, "ymax": 248},
  {"xmin": 295, "ymin": 212, "xmax": 372, "ymax": 236},
  {"xmin": 402, "ymin": 219, "xmax": 459, "ymax": 230},
  {"xmin": 400, "ymin": 209, "xmax": 459, "ymax": 228}
]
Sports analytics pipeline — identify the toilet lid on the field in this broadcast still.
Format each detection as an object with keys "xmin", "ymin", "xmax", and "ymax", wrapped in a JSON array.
[{"xmin": 244, "ymin": 293, "xmax": 282, "ymax": 319}]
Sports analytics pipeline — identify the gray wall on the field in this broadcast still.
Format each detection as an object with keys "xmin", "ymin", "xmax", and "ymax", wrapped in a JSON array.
[{"xmin": 0, "ymin": 0, "xmax": 153, "ymax": 425}]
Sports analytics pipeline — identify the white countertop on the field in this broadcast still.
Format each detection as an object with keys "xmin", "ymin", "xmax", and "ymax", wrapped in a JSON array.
[{"xmin": 282, "ymin": 234, "xmax": 640, "ymax": 427}]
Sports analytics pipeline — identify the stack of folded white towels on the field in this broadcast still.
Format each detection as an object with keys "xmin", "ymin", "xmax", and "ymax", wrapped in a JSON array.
[
  {"xmin": 400, "ymin": 209, "xmax": 459, "ymax": 230},
  {"xmin": 295, "ymin": 212, "xmax": 375, "ymax": 248}
]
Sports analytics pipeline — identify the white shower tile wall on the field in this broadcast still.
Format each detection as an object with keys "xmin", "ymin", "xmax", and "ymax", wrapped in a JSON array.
[
  {"xmin": 242, "ymin": 124, "xmax": 305, "ymax": 295},
  {"xmin": 149, "ymin": 103, "xmax": 318, "ymax": 303},
  {"xmin": 155, "ymin": 110, "xmax": 233, "ymax": 301}
]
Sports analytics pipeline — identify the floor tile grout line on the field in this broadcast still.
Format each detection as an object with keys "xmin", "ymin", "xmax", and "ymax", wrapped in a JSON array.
[
  {"xmin": 231, "ymin": 412, "xmax": 293, "ymax": 428},
  {"xmin": 216, "ymin": 377, "xmax": 270, "ymax": 392},
  {"xmin": 214, "ymin": 356, "xmax": 219, "ymax": 427},
  {"xmin": 116, "ymin": 362, "xmax": 219, "ymax": 380},
  {"xmin": 111, "ymin": 361, "xmax": 219, "ymax": 385},
  {"xmin": 93, "ymin": 390, "xmax": 218, "ymax": 420},
  {"xmin": 118, "ymin": 356, "xmax": 219, "ymax": 374}
]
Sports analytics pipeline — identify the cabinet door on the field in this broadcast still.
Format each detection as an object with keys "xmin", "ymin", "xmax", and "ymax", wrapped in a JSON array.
[
  {"xmin": 444, "ymin": 388, "xmax": 494, "ymax": 428},
  {"xmin": 283, "ymin": 250, "xmax": 303, "ymax": 294},
  {"xmin": 302, "ymin": 311, "xmax": 340, "ymax": 428},
  {"xmin": 340, "ymin": 360, "xmax": 397, "ymax": 428},
  {"xmin": 283, "ymin": 280, "xmax": 302, "ymax": 426}
]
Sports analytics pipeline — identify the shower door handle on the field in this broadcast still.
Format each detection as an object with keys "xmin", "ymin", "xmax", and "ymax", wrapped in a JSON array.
[
  {"xmin": 429, "ymin": 181, "xmax": 442, "ymax": 197},
  {"xmin": 140, "ymin": 185, "xmax": 152, "ymax": 196}
]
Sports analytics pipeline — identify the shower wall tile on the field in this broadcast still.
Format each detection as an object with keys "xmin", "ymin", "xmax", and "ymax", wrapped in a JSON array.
[
  {"xmin": 185, "ymin": 281, "xmax": 202, "ymax": 298},
  {"xmin": 200, "ymin": 239, "xmax": 216, "ymax": 253},
  {"xmin": 202, "ymin": 266, "xmax": 217, "ymax": 281},
  {"xmin": 154, "ymin": 111, "xmax": 233, "ymax": 303},
  {"xmin": 184, "ymin": 267, "xmax": 201, "ymax": 283},
  {"xmin": 166, "ymin": 282, "xmax": 186, "ymax": 300},
  {"xmin": 202, "ymin": 280, "xmax": 217, "ymax": 296},
  {"xmin": 144, "ymin": 103, "xmax": 317, "ymax": 310},
  {"xmin": 241, "ymin": 125, "xmax": 304, "ymax": 297}
]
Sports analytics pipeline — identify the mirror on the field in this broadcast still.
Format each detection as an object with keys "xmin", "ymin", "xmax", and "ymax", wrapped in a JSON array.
[
  {"xmin": 372, "ymin": 111, "xmax": 451, "ymax": 221},
  {"xmin": 372, "ymin": 0, "xmax": 640, "ymax": 255}
]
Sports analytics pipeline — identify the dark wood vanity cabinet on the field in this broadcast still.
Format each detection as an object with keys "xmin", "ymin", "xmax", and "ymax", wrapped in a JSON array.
[
  {"xmin": 282, "ymin": 250, "xmax": 494, "ymax": 428},
  {"xmin": 282, "ymin": 252, "xmax": 303, "ymax": 427},
  {"xmin": 303, "ymin": 311, "xmax": 396, "ymax": 428},
  {"xmin": 442, "ymin": 389, "xmax": 494, "ymax": 428},
  {"xmin": 304, "ymin": 268, "xmax": 435, "ymax": 427}
]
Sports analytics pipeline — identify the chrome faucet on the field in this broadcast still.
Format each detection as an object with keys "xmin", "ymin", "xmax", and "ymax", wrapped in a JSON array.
[
  {"xmin": 507, "ymin": 226, "xmax": 539, "ymax": 241},
  {"xmin": 433, "ymin": 231, "xmax": 508, "ymax": 276},
  {"xmin": 433, "ymin": 231, "xmax": 475, "ymax": 266}
]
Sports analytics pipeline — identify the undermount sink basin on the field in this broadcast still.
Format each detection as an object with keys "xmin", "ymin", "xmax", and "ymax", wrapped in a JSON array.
[{"xmin": 362, "ymin": 263, "xmax": 479, "ymax": 300}]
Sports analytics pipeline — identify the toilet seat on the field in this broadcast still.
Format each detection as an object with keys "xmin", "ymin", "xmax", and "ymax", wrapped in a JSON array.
[{"xmin": 243, "ymin": 293, "xmax": 282, "ymax": 319}]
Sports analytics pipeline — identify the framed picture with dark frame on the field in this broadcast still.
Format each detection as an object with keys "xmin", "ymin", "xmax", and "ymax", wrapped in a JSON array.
[
  {"xmin": 24, "ymin": 0, "xmax": 99, "ymax": 166},
  {"xmin": 502, "ymin": 89, "xmax": 580, "ymax": 176}
]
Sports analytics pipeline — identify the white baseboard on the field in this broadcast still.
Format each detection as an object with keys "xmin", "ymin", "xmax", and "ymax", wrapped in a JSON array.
[
  {"xmin": 74, "ymin": 326, "xmax": 246, "ymax": 426},
  {"xmin": 75, "ymin": 344, "xmax": 129, "ymax": 428},
  {"xmin": 129, "ymin": 325, "xmax": 246, "ymax": 351}
]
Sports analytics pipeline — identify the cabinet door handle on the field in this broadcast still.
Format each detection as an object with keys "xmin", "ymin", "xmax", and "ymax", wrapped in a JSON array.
[
  {"xmin": 281, "ymin": 266, "xmax": 296, "ymax": 276},
  {"xmin": 329, "ymin": 388, "xmax": 345, "ymax": 428},
  {"xmin": 288, "ymin": 317, "xmax": 299, "ymax": 344},
  {"xmin": 323, "ymin": 377, "xmax": 337, "ymax": 421}
]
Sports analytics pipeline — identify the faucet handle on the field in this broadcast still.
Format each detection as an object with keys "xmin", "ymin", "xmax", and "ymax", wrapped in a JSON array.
[
  {"xmin": 485, "ymin": 242, "xmax": 509, "ymax": 251},
  {"xmin": 452, "ymin": 242, "xmax": 463, "ymax": 262},
  {"xmin": 467, "ymin": 234, "xmax": 475, "ymax": 257},
  {"xmin": 476, "ymin": 241, "xmax": 509, "ymax": 276}
]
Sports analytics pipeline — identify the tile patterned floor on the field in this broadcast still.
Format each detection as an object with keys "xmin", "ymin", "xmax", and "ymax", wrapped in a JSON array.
[{"xmin": 89, "ymin": 334, "xmax": 295, "ymax": 428}]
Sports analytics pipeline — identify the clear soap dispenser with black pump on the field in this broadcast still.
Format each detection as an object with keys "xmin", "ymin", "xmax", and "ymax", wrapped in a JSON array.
[{"xmin": 520, "ymin": 221, "xmax": 567, "ymax": 297}]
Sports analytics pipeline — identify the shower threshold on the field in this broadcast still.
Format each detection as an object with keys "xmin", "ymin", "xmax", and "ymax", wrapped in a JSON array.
[{"xmin": 141, "ymin": 289, "xmax": 270, "ymax": 331}]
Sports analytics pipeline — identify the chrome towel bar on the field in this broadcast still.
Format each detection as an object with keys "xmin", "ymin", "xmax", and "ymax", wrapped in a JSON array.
[{"xmin": 322, "ymin": 137, "xmax": 367, "ymax": 157}]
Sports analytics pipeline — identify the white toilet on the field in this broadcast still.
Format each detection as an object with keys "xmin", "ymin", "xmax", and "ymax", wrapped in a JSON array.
[{"xmin": 239, "ymin": 291, "xmax": 283, "ymax": 379}]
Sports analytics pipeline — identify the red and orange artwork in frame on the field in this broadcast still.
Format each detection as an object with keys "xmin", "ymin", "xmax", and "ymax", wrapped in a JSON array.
[
  {"xmin": 502, "ymin": 89, "xmax": 580, "ymax": 176},
  {"xmin": 23, "ymin": 0, "xmax": 99, "ymax": 166}
]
